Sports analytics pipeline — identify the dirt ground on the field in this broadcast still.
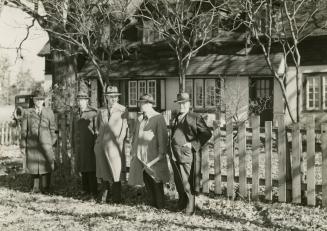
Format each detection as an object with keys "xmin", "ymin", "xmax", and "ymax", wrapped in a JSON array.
[{"xmin": 0, "ymin": 145, "xmax": 327, "ymax": 230}]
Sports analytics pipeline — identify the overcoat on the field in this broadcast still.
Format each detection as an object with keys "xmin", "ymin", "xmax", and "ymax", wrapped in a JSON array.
[
  {"xmin": 72, "ymin": 106, "xmax": 97, "ymax": 173},
  {"xmin": 20, "ymin": 107, "xmax": 57, "ymax": 174},
  {"xmin": 94, "ymin": 103, "xmax": 128, "ymax": 182},
  {"xmin": 128, "ymin": 111, "xmax": 170, "ymax": 186}
]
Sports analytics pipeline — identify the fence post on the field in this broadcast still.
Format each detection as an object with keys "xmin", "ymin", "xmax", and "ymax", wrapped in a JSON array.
[
  {"xmin": 213, "ymin": 120, "xmax": 221, "ymax": 194},
  {"xmin": 0, "ymin": 122, "xmax": 4, "ymax": 145},
  {"xmin": 61, "ymin": 113, "xmax": 69, "ymax": 175},
  {"xmin": 265, "ymin": 121, "xmax": 272, "ymax": 201},
  {"xmin": 321, "ymin": 123, "xmax": 327, "ymax": 207},
  {"xmin": 306, "ymin": 116, "xmax": 315, "ymax": 206},
  {"xmin": 292, "ymin": 123, "xmax": 301, "ymax": 204},
  {"xmin": 226, "ymin": 120, "xmax": 234, "ymax": 199},
  {"xmin": 238, "ymin": 121, "xmax": 247, "ymax": 198},
  {"xmin": 276, "ymin": 114, "xmax": 287, "ymax": 202},
  {"xmin": 201, "ymin": 142, "xmax": 210, "ymax": 193},
  {"xmin": 8, "ymin": 122, "xmax": 12, "ymax": 145},
  {"xmin": 251, "ymin": 115, "xmax": 260, "ymax": 200}
]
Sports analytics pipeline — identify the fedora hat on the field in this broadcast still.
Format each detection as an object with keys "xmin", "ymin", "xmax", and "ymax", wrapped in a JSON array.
[
  {"xmin": 31, "ymin": 87, "xmax": 46, "ymax": 99},
  {"xmin": 104, "ymin": 85, "xmax": 121, "ymax": 96},
  {"xmin": 174, "ymin": 92, "xmax": 190, "ymax": 103},
  {"xmin": 76, "ymin": 91, "xmax": 90, "ymax": 99},
  {"xmin": 137, "ymin": 94, "xmax": 155, "ymax": 104},
  {"xmin": 77, "ymin": 81, "xmax": 90, "ymax": 99}
]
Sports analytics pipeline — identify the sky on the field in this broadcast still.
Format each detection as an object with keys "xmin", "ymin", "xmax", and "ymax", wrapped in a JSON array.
[{"xmin": 0, "ymin": 5, "xmax": 48, "ymax": 85}]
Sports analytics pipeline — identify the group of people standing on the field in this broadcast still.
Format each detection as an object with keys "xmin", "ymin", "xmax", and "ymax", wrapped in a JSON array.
[{"xmin": 20, "ymin": 85, "xmax": 212, "ymax": 215}]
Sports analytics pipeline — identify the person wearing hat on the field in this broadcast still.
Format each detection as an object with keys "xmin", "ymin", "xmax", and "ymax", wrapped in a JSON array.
[
  {"xmin": 72, "ymin": 85, "xmax": 98, "ymax": 198},
  {"xmin": 94, "ymin": 85, "xmax": 128, "ymax": 203},
  {"xmin": 20, "ymin": 87, "xmax": 57, "ymax": 193},
  {"xmin": 169, "ymin": 92, "xmax": 212, "ymax": 215},
  {"xmin": 128, "ymin": 94, "xmax": 170, "ymax": 209}
]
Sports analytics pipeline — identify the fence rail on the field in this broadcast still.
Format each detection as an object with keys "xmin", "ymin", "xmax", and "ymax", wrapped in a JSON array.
[
  {"xmin": 2, "ymin": 111, "xmax": 327, "ymax": 207},
  {"xmin": 0, "ymin": 121, "xmax": 20, "ymax": 146}
]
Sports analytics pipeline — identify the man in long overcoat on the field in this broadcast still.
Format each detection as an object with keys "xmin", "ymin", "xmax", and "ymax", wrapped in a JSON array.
[
  {"xmin": 94, "ymin": 86, "xmax": 128, "ymax": 203},
  {"xmin": 72, "ymin": 88, "xmax": 98, "ymax": 198},
  {"xmin": 170, "ymin": 92, "xmax": 212, "ymax": 215},
  {"xmin": 20, "ymin": 88, "xmax": 57, "ymax": 193},
  {"xmin": 128, "ymin": 94, "xmax": 170, "ymax": 209}
]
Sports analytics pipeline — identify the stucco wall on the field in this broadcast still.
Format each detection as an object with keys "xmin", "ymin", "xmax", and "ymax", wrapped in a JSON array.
[
  {"xmin": 285, "ymin": 65, "xmax": 327, "ymax": 125},
  {"xmin": 165, "ymin": 78, "xmax": 179, "ymax": 110},
  {"xmin": 223, "ymin": 77, "xmax": 249, "ymax": 123}
]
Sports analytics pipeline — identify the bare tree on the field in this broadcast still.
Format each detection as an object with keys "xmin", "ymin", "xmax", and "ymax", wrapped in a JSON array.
[
  {"xmin": 228, "ymin": 0, "xmax": 327, "ymax": 123},
  {"xmin": 4, "ymin": 0, "xmax": 142, "ymax": 111},
  {"xmin": 140, "ymin": 0, "xmax": 236, "ymax": 93}
]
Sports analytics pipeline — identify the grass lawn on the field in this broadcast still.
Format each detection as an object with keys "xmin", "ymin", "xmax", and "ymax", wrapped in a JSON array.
[{"xmin": 0, "ymin": 146, "xmax": 327, "ymax": 230}]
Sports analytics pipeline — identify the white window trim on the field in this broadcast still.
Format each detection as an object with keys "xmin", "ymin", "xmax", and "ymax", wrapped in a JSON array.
[
  {"xmin": 194, "ymin": 79, "xmax": 204, "ymax": 108},
  {"xmin": 128, "ymin": 81, "xmax": 137, "ymax": 107},
  {"xmin": 205, "ymin": 79, "xmax": 216, "ymax": 108},
  {"xmin": 147, "ymin": 80, "xmax": 157, "ymax": 107},
  {"xmin": 306, "ymin": 76, "xmax": 320, "ymax": 111},
  {"xmin": 323, "ymin": 76, "xmax": 327, "ymax": 110},
  {"xmin": 138, "ymin": 80, "xmax": 147, "ymax": 99}
]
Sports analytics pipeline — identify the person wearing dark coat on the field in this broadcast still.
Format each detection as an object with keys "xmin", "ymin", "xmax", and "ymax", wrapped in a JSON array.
[
  {"xmin": 20, "ymin": 88, "xmax": 57, "ymax": 193},
  {"xmin": 128, "ymin": 94, "xmax": 170, "ymax": 209},
  {"xmin": 170, "ymin": 92, "xmax": 212, "ymax": 215},
  {"xmin": 72, "ymin": 89, "xmax": 98, "ymax": 198}
]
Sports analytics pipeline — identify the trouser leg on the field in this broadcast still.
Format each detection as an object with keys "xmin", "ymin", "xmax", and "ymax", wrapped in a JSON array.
[
  {"xmin": 40, "ymin": 173, "xmax": 51, "ymax": 193},
  {"xmin": 81, "ymin": 172, "xmax": 89, "ymax": 193},
  {"xmin": 143, "ymin": 171, "xmax": 165, "ymax": 209},
  {"xmin": 112, "ymin": 181, "xmax": 122, "ymax": 203},
  {"xmin": 172, "ymin": 160, "xmax": 188, "ymax": 210},
  {"xmin": 97, "ymin": 180, "xmax": 110, "ymax": 203},
  {"xmin": 143, "ymin": 171, "xmax": 155, "ymax": 206},
  {"xmin": 87, "ymin": 172, "xmax": 98, "ymax": 197},
  {"xmin": 179, "ymin": 162, "xmax": 195, "ymax": 215},
  {"xmin": 31, "ymin": 174, "xmax": 40, "ymax": 193}
]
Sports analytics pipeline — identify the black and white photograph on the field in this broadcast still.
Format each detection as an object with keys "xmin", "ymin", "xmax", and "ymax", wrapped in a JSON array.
[{"xmin": 0, "ymin": 0, "xmax": 327, "ymax": 230}]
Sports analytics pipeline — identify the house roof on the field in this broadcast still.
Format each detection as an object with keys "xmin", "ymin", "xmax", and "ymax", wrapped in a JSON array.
[
  {"xmin": 80, "ymin": 53, "xmax": 283, "ymax": 79},
  {"xmin": 37, "ymin": 41, "xmax": 50, "ymax": 57}
]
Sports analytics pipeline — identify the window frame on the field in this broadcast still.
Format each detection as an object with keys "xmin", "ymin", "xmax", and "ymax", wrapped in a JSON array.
[
  {"xmin": 147, "ymin": 80, "xmax": 157, "ymax": 107},
  {"xmin": 128, "ymin": 80, "xmax": 157, "ymax": 108},
  {"xmin": 304, "ymin": 74, "xmax": 327, "ymax": 111},
  {"xmin": 128, "ymin": 81, "xmax": 137, "ymax": 107}
]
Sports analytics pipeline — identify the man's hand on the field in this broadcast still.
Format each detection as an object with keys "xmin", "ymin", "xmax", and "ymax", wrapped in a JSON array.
[{"xmin": 183, "ymin": 142, "xmax": 192, "ymax": 149}]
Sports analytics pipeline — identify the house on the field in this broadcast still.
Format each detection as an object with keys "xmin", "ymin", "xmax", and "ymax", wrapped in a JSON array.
[{"xmin": 49, "ymin": 1, "xmax": 327, "ymax": 126}]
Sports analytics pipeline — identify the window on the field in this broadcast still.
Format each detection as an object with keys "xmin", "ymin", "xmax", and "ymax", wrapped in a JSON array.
[
  {"xmin": 205, "ymin": 79, "xmax": 216, "ymax": 107},
  {"xmin": 138, "ymin": 81, "xmax": 147, "ymax": 98},
  {"xmin": 143, "ymin": 21, "xmax": 163, "ymax": 44},
  {"xmin": 305, "ymin": 74, "xmax": 327, "ymax": 111},
  {"xmin": 255, "ymin": 79, "xmax": 271, "ymax": 98},
  {"xmin": 194, "ymin": 79, "xmax": 204, "ymax": 108},
  {"xmin": 185, "ymin": 78, "xmax": 220, "ymax": 109},
  {"xmin": 148, "ymin": 80, "xmax": 157, "ymax": 107},
  {"xmin": 128, "ymin": 80, "xmax": 157, "ymax": 107},
  {"xmin": 128, "ymin": 81, "xmax": 137, "ymax": 107}
]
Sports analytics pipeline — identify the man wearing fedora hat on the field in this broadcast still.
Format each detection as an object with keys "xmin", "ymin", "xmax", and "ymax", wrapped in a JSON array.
[
  {"xmin": 94, "ymin": 85, "xmax": 128, "ymax": 203},
  {"xmin": 72, "ymin": 84, "xmax": 98, "ymax": 198},
  {"xmin": 170, "ymin": 92, "xmax": 212, "ymax": 215},
  {"xmin": 128, "ymin": 94, "xmax": 170, "ymax": 209},
  {"xmin": 20, "ymin": 87, "xmax": 57, "ymax": 193}
]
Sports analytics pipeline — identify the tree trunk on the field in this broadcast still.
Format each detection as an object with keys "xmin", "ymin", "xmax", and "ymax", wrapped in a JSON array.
[
  {"xmin": 50, "ymin": 35, "xmax": 77, "ymax": 176},
  {"xmin": 50, "ymin": 36, "xmax": 77, "ymax": 113}
]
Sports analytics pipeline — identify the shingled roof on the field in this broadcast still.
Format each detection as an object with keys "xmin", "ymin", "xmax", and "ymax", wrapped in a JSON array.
[{"xmin": 80, "ymin": 53, "xmax": 283, "ymax": 79}]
